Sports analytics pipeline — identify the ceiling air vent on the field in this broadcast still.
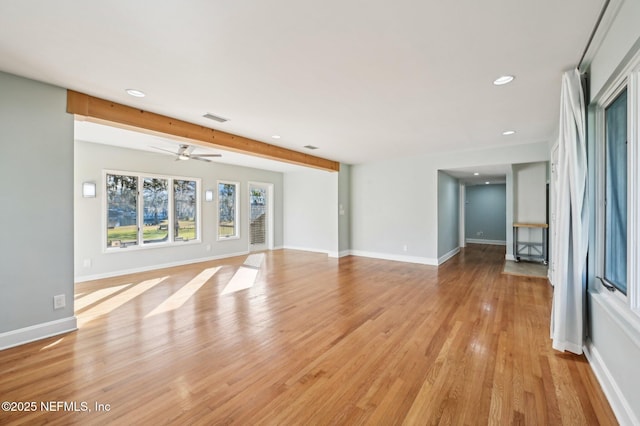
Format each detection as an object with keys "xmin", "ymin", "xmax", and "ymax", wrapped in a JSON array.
[
  {"xmin": 304, "ymin": 145, "xmax": 319, "ymax": 150},
  {"xmin": 202, "ymin": 113, "xmax": 229, "ymax": 123}
]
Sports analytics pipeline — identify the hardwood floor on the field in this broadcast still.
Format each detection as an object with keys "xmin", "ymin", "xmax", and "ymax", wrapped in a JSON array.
[{"xmin": 0, "ymin": 245, "xmax": 616, "ymax": 425}]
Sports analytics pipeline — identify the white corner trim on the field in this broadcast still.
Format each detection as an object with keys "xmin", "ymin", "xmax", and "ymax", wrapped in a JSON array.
[
  {"xmin": 337, "ymin": 250, "xmax": 352, "ymax": 258},
  {"xmin": 328, "ymin": 251, "xmax": 339, "ymax": 258},
  {"xmin": 465, "ymin": 239, "xmax": 507, "ymax": 246},
  {"xmin": 75, "ymin": 251, "xmax": 250, "ymax": 282},
  {"xmin": 349, "ymin": 250, "xmax": 438, "ymax": 266},
  {"xmin": 505, "ymin": 254, "xmax": 516, "ymax": 261},
  {"xmin": 584, "ymin": 341, "xmax": 639, "ymax": 426},
  {"xmin": 438, "ymin": 247, "xmax": 460, "ymax": 265},
  {"xmin": 0, "ymin": 317, "xmax": 78, "ymax": 351}
]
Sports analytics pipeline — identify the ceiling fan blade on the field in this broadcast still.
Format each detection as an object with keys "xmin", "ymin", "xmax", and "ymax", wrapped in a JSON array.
[
  {"xmin": 191, "ymin": 156, "xmax": 212, "ymax": 163},
  {"xmin": 151, "ymin": 146, "xmax": 180, "ymax": 155},
  {"xmin": 192, "ymin": 154, "xmax": 222, "ymax": 157}
]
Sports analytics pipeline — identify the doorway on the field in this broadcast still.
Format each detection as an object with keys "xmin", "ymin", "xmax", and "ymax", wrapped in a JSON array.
[{"xmin": 249, "ymin": 182, "xmax": 273, "ymax": 252}]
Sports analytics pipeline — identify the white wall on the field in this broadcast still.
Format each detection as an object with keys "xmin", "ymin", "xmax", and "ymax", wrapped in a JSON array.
[
  {"xmin": 584, "ymin": 1, "xmax": 640, "ymax": 423},
  {"xmin": 75, "ymin": 140, "xmax": 284, "ymax": 280},
  {"xmin": 589, "ymin": 0, "xmax": 640, "ymax": 99},
  {"xmin": 513, "ymin": 161, "xmax": 548, "ymax": 245},
  {"xmin": 0, "ymin": 72, "xmax": 76, "ymax": 348},
  {"xmin": 283, "ymin": 169, "xmax": 339, "ymax": 256},
  {"xmin": 351, "ymin": 142, "xmax": 549, "ymax": 264}
]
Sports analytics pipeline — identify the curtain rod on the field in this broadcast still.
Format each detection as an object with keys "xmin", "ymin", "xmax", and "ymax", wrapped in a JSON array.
[{"xmin": 577, "ymin": 0, "xmax": 611, "ymax": 70}]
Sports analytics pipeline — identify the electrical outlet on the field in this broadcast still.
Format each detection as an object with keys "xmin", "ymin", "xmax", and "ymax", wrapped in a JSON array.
[
  {"xmin": 403, "ymin": 245, "xmax": 408, "ymax": 252},
  {"xmin": 53, "ymin": 294, "xmax": 66, "ymax": 310},
  {"xmin": 83, "ymin": 258, "xmax": 92, "ymax": 268},
  {"xmin": 477, "ymin": 231, "xmax": 483, "ymax": 236}
]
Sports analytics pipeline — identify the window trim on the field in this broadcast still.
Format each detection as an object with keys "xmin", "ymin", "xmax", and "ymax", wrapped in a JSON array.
[
  {"xmin": 102, "ymin": 169, "xmax": 201, "ymax": 253},
  {"xmin": 217, "ymin": 180, "xmax": 240, "ymax": 241},
  {"xmin": 593, "ymin": 50, "xmax": 640, "ymax": 316}
]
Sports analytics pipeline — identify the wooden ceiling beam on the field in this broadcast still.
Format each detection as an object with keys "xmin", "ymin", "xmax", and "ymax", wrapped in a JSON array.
[{"xmin": 67, "ymin": 90, "xmax": 339, "ymax": 172}]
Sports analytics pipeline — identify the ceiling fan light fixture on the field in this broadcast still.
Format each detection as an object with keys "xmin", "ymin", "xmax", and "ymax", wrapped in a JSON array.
[
  {"xmin": 493, "ymin": 75, "xmax": 514, "ymax": 86},
  {"xmin": 125, "ymin": 88, "xmax": 146, "ymax": 97},
  {"xmin": 177, "ymin": 154, "xmax": 189, "ymax": 160}
]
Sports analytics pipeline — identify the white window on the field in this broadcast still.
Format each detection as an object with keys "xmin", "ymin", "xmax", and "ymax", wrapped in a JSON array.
[
  {"xmin": 105, "ymin": 171, "xmax": 201, "ymax": 250},
  {"xmin": 217, "ymin": 181, "xmax": 239, "ymax": 240},
  {"xmin": 594, "ymin": 51, "xmax": 640, "ymax": 315}
]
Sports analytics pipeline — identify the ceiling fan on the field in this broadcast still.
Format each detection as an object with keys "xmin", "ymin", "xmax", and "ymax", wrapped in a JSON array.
[{"xmin": 152, "ymin": 144, "xmax": 221, "ymax": 162}]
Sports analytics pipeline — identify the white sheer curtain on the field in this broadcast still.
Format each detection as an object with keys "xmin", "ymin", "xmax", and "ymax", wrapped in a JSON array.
[{"xmin": 550, "ymin": 68, "xmax": 589, "ymax": 354}]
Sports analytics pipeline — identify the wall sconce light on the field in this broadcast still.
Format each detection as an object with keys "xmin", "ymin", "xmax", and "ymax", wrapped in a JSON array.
[
  {"xmin": 205, "ymin": 190, "xmax": 214, "ymax": 202},
  {"xmin": 82, "ymin": 182, "xmax": 96, "ymax": 198}
]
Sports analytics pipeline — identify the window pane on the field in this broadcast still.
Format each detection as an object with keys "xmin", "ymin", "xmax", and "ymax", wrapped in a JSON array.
[
  {"xmin": 106, "ymin": 174, "xmax": 138, "ymax": 248},
  {"xmin": 174, "ymin": 179, "xmax": 197, "ymax": 241},
  {"xmin": 143, "ymin": 178, "xmax": 168, "ymax": 244},
  {"xmin": 218, "ymin": 182, "xmax": 237, "ymax": 238},
  {"xmin": 604, "ymin": 89, "xmax": 627, "ymax": 294}
]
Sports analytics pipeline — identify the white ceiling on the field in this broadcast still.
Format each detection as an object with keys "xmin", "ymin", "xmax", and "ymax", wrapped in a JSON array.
[
  {"xmin": 74, "ymin": 120, "xmax": 309, "ymax": 173},
  {"xmin": 442, "ymin": 164, "xmax": 512, "ymax": 186},
  {"xmin": 0, "ymin": 1, "xmax": 603, "ymax": 165}
]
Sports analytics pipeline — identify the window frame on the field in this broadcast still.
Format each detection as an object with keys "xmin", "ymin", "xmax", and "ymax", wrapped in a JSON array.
[
  {"xmin": 594, "ymin": 52, "xmax": 640, "ymax": 316},
  {"xmin": 217, "ymin": 180, "xmax": 240, "ymax": 241},
  {"xmin": 103, "ymin": 170, "xmax": 201, "ymax": 252}
]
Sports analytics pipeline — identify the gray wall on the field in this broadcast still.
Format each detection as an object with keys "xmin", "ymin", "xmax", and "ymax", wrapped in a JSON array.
[
  {"xmin": 75, "ymin": 140, "xmax": 284, "ymax": 280},
  {"xmin": 0, "ymin": 72, "xmax": 75, "ymax": 333},
  {"xmin": 283, "ymin": 168, "xmax": 338, "ymax": 256},
  {"xmin": 437, "ymin": 171, "xmax": 459, "ymax": 257},
  {"xmin": 338, "ymin": 164, "xmax": 351, "ymax": 254},
  {"xmin": 465, "ymin": 184, "xmax": 506, "ymax": 243},
  {"xmin": 584, "ymin": 1, "xmax": 640, "ymax": 422}
]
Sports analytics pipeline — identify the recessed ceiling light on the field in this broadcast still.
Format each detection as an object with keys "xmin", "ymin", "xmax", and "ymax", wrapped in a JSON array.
[
  {"xmin": 271, "ymin": 135, "xmax": 281, "ymax": 139},
  {"xmin": 203, "ymin": 113, "xmax": 228, "ymax": 123},
  {"xmin": 493, "ymin": 75, "xmax": 514, "ymax": 86},
  {"xmin": 304, "ymin": 145, "xmax": 319, "ymax": 150},
  {"xmin": 485, "ymin": 181, "xmax": 490, "ymax": 185},
  {"xmin": 473, "ymin": 172, "xmax": 480, "ymax": 176},
  {"xmin": 502, "ymin": 130, "xmax": 516, "ymax": 135},
  {"xmin": 125, "ymin": 89, "xmax": 145, "ymax": 97}
]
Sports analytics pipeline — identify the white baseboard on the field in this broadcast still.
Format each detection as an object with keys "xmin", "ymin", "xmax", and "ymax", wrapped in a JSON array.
[
  {"xmin": 350, "ymin": 250, "xmax": 438, "ymax": 266},
  {"xmin": 466, "ymin": 239, "xmax": 506, "ymax": 246},
  {"xmin": 584, "ymin": 341, "xmax": 638, "ymax": 426},
  {"xmin": 282, "ymin": 245, "xmax": 331, "ymax": 256},
  {"xmin": 438, "ymin": 247, "xmax": 460, "ymax": 265},
  {"xmin": 0, "ymin": 317, "xmax": 78, "ymax": 351},
  {"xmin": 75, "ymin": 251, "xmax": 250, "ymax": 282},
  {"xmin": 337, "ymin": 250, "xmax": 351, "ymax": 258},
  {"xmin": 505, "ymin": 254, "xmax": 516, "ymax": 261}
]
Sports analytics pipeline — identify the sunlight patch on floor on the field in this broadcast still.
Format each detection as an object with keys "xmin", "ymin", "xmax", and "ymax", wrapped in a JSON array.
[
  {"xmin": 40, "ymin": 337, "xmax": 64, "ymax": 351},
  {"xmin": 75, "ymin": 284, "xmax": 131, "ymax": 311},
  {"xmin": 243, "ymin": 253, "xmax": 265, "ymax": 268},
  {"xmin": 78, "ymin": 276, "xmax": 169, "ymax": 326},
  {"xmin": 145, "ymin": 267, "xmax": 220, "ymax": 318},
  {"xmin": 221, "ymin": 266, "xmax": 259, "ymax": 295}
]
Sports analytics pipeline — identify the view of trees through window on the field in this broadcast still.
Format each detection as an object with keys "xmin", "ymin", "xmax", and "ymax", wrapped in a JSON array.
[
  {"xmin": 106, "ymin": 172, "xmax": 199, "ymax": 249},
  {"xmin": 174, "ymin": 179, "xmax": 197, "ymax": 241},
  {"xmin": 218, "ymin": 182, "xmax": 237, "ymax": 238},
  {"xmin": 107, "ymin": 174, "xmax": 138, "ymax": 247},
  {"xmin": 143, "ymin": 178, "xmax": 169, "ymax": 244}
]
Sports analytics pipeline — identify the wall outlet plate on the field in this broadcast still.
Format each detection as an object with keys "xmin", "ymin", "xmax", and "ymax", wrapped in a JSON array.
[{"xmin": 53, "ymin": 294, "xmax": 66, "ymax": 310}]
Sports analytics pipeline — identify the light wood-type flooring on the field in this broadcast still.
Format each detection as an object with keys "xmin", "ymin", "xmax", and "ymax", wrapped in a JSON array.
[{"xmin": 0, "ymin": 245, "xmax": 616, "ymax": 425}]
